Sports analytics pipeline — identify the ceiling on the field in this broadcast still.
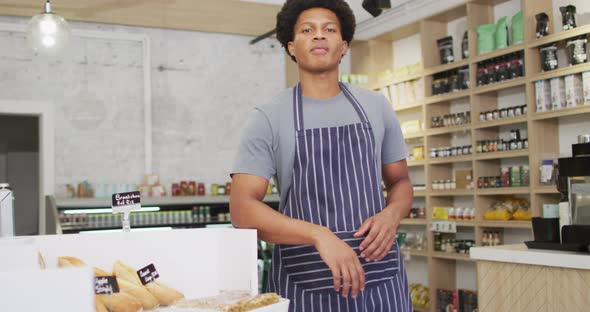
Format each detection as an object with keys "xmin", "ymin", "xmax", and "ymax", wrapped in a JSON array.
[{"xmin": 0, "ymin": 0, "xmax": 380, "ymax": 37}]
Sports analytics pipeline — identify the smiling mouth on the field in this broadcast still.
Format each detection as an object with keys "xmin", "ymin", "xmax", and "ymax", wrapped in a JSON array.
[{"xmin": 311, "ymin": 47, "xmax": 329, "ymax": 55}]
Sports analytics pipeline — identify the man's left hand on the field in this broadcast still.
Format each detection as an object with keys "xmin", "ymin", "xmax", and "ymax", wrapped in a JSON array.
[{"xmin": 353, "ymin": 208, "xmax": 401, "ymax": 262}]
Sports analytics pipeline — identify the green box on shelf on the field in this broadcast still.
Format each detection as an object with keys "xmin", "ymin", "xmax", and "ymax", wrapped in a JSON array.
[{"xmin": 477, "ymin": 23, "xmax": 497, "ymax": 55}]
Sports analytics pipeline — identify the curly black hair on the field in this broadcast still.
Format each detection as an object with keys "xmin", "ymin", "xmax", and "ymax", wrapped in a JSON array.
[{"xmin": 276, "ymin": 0, "xmax": 356, "ymax": 62}]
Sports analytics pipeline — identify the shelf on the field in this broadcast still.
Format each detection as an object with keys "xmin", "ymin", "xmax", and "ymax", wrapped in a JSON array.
[
  {"xmin": 455, "ymin": 220, "xmax": 477, "ymax": 227},
  {"xmin": 407, "ymin": 159, "xmax": 426, "ymax": 167},
  {"xmin": 61, "ymin": 220, "xmax": 232, "ymax": 232},
  {"xmin": 472, "ymin": 77, "xmax": 526, "ymax": 95},
  {"xmin": 532, "ymin": 105, "xmax": 590, "ymax": 120},
  {"xmin": 400, "ymin": 218, "xmax": 428, "ymax": 225},
  {"xmin": 474, "ymin": 149, "xmax": 529, "ymax": 160},
  {"xmin": 528, "ymin": 24, "xmax": 590, "ymax": 49},
  {"xmin": 57, "ymin": 194, "xmax": 280, "ymax": 208},
  {"xmin": 531, "ymin": 62, "xmax": 590, "ymax": 82},
  {"xmin": 476, "ymin": 187, "xmax": 530, "ymax": 195},
  {"xmin": 403, "ymin": 131, "xmax": 426, "ymax": 140},
  {"xmin": 393, "ymin": 100, "xmax": 424, "ymax": 112},
  {"xmin": 413, "ymin": 306, "xmax": 427, "ymax": 312},
  {"xmin": 428, "ymin": 155, "xmax": 473, "ymax": 165},
  {"xmin": 424, "ymin": 89, "xmax": 470, "ymax": 105},
  {"xmin": 429, "ymin": 189, "xmax": 474, "ymax": 197},
  {"xmin": 533, "ymin": 186, "xmax": 559, "ymax": 194},
  {"xmin": 423, "ymin": 59, "xmax": 470, "ymax": 76},
  {"xmin": 427, "ymin": 124, "xmax": 471, "ymax": 136},
  {"xmin": 432, "ymin": 251, "xmax": 473, "ymax": 262},
  {"xmin": 400, "ymin": 249, "xmax": 429, "ymax": 257},
  {"xmin": 479, "ymin": 220, "xmax": 532, "ymax": 229},
  {"xmin": 473, "ymin": 115, "xmax": 528, "ymax": 129},
  {"xmin": 474, "ymin": 43, "xmax": 525, "ymax": 63},
  {"xmin": 414, "ymin": 190, "xmax": 427, "ymax": 197}
]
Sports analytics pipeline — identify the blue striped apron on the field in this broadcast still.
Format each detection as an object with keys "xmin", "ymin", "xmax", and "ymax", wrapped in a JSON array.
[{"xmin": 268, "ymin": 83, "xmax": 412, "ymax": 311}]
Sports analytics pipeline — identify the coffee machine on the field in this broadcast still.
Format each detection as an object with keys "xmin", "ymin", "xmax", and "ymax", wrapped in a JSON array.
[{"xmin": 557, "ymin": 134, "xmax": 590, "ymax": 247}]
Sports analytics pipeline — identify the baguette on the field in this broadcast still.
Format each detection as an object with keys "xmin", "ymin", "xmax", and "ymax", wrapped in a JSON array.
[
  {"xmin": 113, "ymin": 260, "xmax": 142, "ymax": 286},
  {"xmin": 118, "ymin": 278, "xmax": 159, "ymax": 310},
  {"xmin": 145, "ymin": 281, "xmax": 185, "ymax": 306},
  {"xmin": 114, "ymin": 260, "xmax": 184, "ymax": 306},
  {"xmin": 95, "ymin": 296, "xmax": 108, "ymax": 312},
  {"xmin": 97, "ymin": 292, "xmax": 143, "ymax": 312},
  {"xmin": 58, "ymin": 256, "xmax": 86, "ymax": 268}
]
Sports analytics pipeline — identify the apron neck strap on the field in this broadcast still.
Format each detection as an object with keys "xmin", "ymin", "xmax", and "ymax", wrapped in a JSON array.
[{"xmin": 292, "ymin": 82, "xmax": 370, "ymax": 132}]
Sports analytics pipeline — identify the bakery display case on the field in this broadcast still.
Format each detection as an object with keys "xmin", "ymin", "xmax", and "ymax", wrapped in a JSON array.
[{"xmin": 0, "ymin": 228, "xmax": 289, "ymax": 311}]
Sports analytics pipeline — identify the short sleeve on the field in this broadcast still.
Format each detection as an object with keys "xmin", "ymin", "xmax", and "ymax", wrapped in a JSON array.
[
  {"xmin": 230, "ymin": 108, "xmax": 276, "ymax": 180},
  {"xmin": 380, "ymin": 95, "xmax": 408, "ymax": 164}
]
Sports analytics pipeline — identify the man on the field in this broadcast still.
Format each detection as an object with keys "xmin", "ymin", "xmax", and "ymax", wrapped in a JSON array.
[{"xmin": 230, "ymin": 0, "xmax": 413, "ymax": 311}]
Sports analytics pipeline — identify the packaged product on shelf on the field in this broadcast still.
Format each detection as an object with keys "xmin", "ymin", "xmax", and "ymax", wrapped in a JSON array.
[
  {"xmin": 437, "ymin": 36, "xmax": 455, "ymax": 64},
  {"xmin": 461, "ymin": 31, "xmax": 469, "ymax": 59},
  {"xmin": 404, "ymin": 81, "xmax": 417, "ymax": 103},
  {"xmin": 512, "ymin": 11, "xmax": 524, "ymax": 44},
  {"xmin": 410, "ymin": 283, "xmax": 429, "ymax": 309},
  {"xmin": 495, "ymin": 16, "xmax": 509, "ymax": 49},
  {"xmin": 550, "ymin": 77, "xmax": 567, "ymax": 110},
  {"xmin": 401, "ymin": 120, "xmax": 422, "ymax": 134},
  {"xmin": 566, "ymin": 36, "xmax": 587, "ymax": 65},
  {"xmin": 388, "ymin": 83, "xmax": 398, "ymax": 105},
  {"xmin": 559, "ymin": 5, "xmax": 577, "ymax": 30},
  {"xmin": 564, "ymin": 74, "xmax": 584, "ymax": 108},
  {"xmin": 535, "ymin": 13, "xmax": 550, "ymax": 38},
  {"xmin": 535, "ymin": 79, "xmax": 551, "ymax": 112},
  {"xmin": 413, "ymin": 78, "xmax": 425, "ymax": 100},
  {"xmin": 540, "ymin": 44, "xmax": 558, "ymax": 71},
  {"xmin": 476, "ymin": 23, "xmax": 496, "ymax": 55},
  {"xmin": 437, "ymin": 289, "xmax": 454, "ymax": 312},
  {"xmin": 540, "ymin": 159, "xmax": 558, "ymax": 185},
  {"xmin": 583, "ymin": 71, "xmax": 590, "ymax": 105}
]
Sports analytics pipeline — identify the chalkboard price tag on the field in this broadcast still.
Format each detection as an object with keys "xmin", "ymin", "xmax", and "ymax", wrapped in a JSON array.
[
  {"xmin": 112, "ymin": 191, "xmax": 141, "ymax": 214},
  {"xmin": 95, "ymin": 276, "xmax": 120, "ymax": 294},
  {"xmin": 137, "ymin": 263, "xmax": 160, "ymax": 285}
]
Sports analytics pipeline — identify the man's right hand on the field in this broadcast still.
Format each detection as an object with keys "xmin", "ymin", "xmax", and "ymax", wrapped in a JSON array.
[{"xmin": 314, "ymin": 228, "xmax": 366, "ymax": 298}]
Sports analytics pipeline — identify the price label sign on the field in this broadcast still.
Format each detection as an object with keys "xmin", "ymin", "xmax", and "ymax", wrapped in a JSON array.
[
  {"xmin": 94, "ymin": 276, "xmax": 120, "ymax": 294},
  {"xmin": 430, "ymin": 221, "xmax": 457, "ymax": 233},
  {"xmin": 137, "ymin": 263, "xmax": 160, "ymax": 285},
  {"xmin": 112, "ymin": 191, "xmax": 141, "ymax": 214}
]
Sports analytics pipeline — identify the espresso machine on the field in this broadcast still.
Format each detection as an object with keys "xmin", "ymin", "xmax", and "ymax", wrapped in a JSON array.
[{"xmin": 557, "ymin": 134, "xmax": 590, "ymax": 248}]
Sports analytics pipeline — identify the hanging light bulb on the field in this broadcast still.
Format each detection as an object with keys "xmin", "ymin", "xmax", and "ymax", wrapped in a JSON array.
[{"xmin": 26, "ymin": 0, "xmax": 71, "ymax": 54}]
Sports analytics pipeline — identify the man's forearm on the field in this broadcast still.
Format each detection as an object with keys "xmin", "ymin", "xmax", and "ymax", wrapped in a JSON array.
[
  {"xmin": 230, "ymin": 196, "xmax": 329, "ymax": 246},
  {"xmin": 384, "ymin": 176, "xmax": 413, "ymax": 222}
]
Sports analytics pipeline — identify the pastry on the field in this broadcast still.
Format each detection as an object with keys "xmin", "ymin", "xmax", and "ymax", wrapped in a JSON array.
[
  {"xmin": 58, "ymin": 256, "xmax": 86, "ymax": 267},
  {"xmin": 226, "ymin": 293, "xmax": 280, "ymax": 312},
  {"xmin": 145, "ymin": 281, "xmax": 185, "ymax": 306},
  {"xmin": 114, "ymin": 260, "xmax": 184, "ymax": 306},
  {"xmin": 118, "ymin": 278, "xmax": 160, "ymax": 310},
  {"xmin": 113, "ymin": 260, "xmax": 143, "ymax": 286},
  {"xmin": 97, "ymin": 292, "xmax": 143, "ymax": 312},
  {"xmin": 95, "ymin": 296, "xmax": 108, "ymax": 312}
]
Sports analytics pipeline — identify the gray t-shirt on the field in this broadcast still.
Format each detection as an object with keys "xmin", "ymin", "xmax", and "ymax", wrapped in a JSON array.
[{"xmin": 231, "ymin": 84, "xmax": 408, "ymax": 211}]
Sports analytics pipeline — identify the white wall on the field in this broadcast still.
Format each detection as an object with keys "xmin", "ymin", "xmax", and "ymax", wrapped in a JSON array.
[
  {"xmin": 0, "ymin": 16, "xmax": 285, "ymax": 191},
  {"xmin": 552, "ymin": 0, "xmax": 590, "ymax": 34},
  {"xmin": 392, "ymin": 34, "xmax": 422, "ymax": 69}
]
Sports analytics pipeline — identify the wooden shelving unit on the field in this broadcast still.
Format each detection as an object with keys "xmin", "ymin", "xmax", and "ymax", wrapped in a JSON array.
[{"xmin": 349, "ymin": 0, "xmax": 590, "ymax": 310}]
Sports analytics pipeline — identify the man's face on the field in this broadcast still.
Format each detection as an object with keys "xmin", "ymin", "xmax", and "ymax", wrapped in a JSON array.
[{"xmin": 288, "ymin": 7, "xmax": 348, "ymax": 73}]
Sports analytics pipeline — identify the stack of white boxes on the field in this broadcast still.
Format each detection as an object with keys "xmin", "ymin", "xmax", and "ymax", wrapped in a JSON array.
[
  {"xmin": 535, "ymin": 80, "xmax": 551, "ymax": 112},
  {"xmin": 583, "ymin": 71, "xmax": 590, "ymax": 105},
  {"xmin": 536, "ymin": 72, "xmax": 590, "ymax": 113},
  {"xmin": 550, "ymin": 77, "xmax": 566, "ymax": 111}
]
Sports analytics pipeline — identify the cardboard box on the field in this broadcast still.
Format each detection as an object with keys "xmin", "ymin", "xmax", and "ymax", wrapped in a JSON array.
[
  {"xmin": 550, "ymin": 77, "xmax": 566, "ymax": 110},
  {"xmin": 455, "ymin": 170, "xmax": 473, "ymax": 190},
  {"xmin": 582, "ymin": 71, "xmax": 590, "ymax": 105},
  {"xmin": 0, "ymin": 229, "xmax": 289, "ymax": 312},
  {"xmin": 535, "ymin": 80, "xmax": 551, "ymax": 112},
  {"xmin": 564, "ymin": 74, "xmax": 584, "ymax": 108}
]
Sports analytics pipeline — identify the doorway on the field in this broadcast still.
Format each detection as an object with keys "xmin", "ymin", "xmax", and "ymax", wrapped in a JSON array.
[{"xmin": 0, "ymin": 115, "xmax": 40, "ymax": 235}]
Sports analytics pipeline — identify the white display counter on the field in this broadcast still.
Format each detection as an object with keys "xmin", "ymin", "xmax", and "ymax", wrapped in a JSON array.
[{"xmin": 470, "ymin": 244, "xmax": 590, "ymax": 312}]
